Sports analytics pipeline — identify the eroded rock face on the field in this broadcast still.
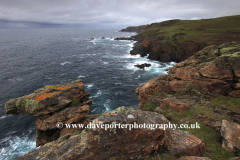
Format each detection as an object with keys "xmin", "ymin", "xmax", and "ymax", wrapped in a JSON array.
[
  {"xmin": 136, "ymin": 43, "xmax": 240, "ymax": 109},
  {"xmin": 5, "ymin": 79, "xmax": 92, "ymax": 147},
  {"xmin": 221, "ymin": 120, "xmax": 240, "ymax": 152},
  {"xmin": 130, "ymin": 37, "xmax": 208, "ymax": 62},
  {"xmin": 16, "ymin": 106, "xmax": 205, "ymax": 160}
]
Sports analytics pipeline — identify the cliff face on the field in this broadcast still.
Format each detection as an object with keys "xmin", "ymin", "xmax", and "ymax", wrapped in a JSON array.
[
  {"xmin": 136, "ymin": 42, "xmax": 240, "ymax": 110},
  {"xmin": 129, "ymin": 16, "xmax": 240, "ymax": 62},
  {"xmin": 5, "ymin": 79, "xmax": 92, "ymax": 147},
  {"xmin": 136, "ymin": 42, "xmax": 240, "ymax": 158}
]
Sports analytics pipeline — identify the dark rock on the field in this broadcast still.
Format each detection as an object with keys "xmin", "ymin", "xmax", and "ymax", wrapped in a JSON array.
[
  {"xmin": 134, "ymin": 63, "xmax": 151, "ymax": 70},
  {"xmin": 114, "ymin": 37, "xmax": 134, "ymax": 40}
]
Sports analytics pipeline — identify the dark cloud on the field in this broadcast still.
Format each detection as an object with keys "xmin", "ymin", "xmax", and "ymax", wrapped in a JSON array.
[{"xmin": 0, "ymin": 0, "xmax": 239, "ymax": 28}]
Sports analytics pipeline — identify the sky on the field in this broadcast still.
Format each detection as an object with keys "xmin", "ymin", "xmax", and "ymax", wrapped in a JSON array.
[{"xmin": 0, "ymin": 0, "xmax": 240, "ymax": 28}]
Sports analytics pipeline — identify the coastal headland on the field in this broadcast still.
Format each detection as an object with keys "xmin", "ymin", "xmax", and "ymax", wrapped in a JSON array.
[{"xmin": 5, "ymin": 15, "xmax": 240, "ymax": 159}]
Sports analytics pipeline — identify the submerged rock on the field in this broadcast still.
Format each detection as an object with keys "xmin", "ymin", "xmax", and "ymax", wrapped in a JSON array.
[
  {"xmin": 16, "ymin": 106, "xmax": 205, "ymax": 160},
  {"xmin": 134, "ymin": 63, "xmax": 151, "ymax": 70},
  {"xmin": 5, "ymin": 79, "xmax": 92, "ymax": 146}
]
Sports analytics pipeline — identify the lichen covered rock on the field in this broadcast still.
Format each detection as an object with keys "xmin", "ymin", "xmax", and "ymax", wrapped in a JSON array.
[
  {"xmin": 16, "ymin": 106, "xmax": 205, "ymax": 160},
  {"xmin": 221, "ymin": 120, "xmax": 240, "ymax": 152},
  {"xmin": 136, "ymin": 43, "xmax": 240, "ymax": 109},
  {"xmin": 5, "ymin": 79, "xmax": 92, "ymax": 146}
]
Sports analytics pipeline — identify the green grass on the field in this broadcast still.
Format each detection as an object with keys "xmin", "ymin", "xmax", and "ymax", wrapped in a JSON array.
[
  {"xmin": 143, "ymin": 90, "xmax": 240, "ymax": 160},
  {"xmin": 137, "ymin": 15, "xmax": 240, "ymax": 45},
  {"xmin": 210, "ymin": 95, "xmax": 240, "ymax": 112},
  {"xmin": 67, "ymin": 99, "xmax": 80, "ymax": 107}
]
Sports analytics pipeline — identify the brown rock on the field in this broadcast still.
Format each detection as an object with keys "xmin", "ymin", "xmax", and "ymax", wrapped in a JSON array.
[
  {"xmin": 161, "ymin": 98, "xmax": 191, "ymax": 113},
  {"xmin": 154, "ymin": 107, "xmax": 165, "ymax": 114},
  {"xmin": 221, "ymin": 120, "xmax": 240, "ymax": 152},
  {"xmin": 5, "ymin": 79, "xmax": 92, "ymax": 147},
  {"xmin": 195, "ymin": 114, "xmax": 222, "ymax": 131},
  {"xmin": 136, "ymin": 43, "xmax": 240, "ymax": 109},
  {"xmin": 175, "ymin": 66, "xmax": 201, "ymax": 80},
  {"xmin": 166, "ymin": 129, "xmax": 205, "ymax": 156},
  {"xmin": 178, "ymin": 156, "xmax": 211, "ymax": 160},
  {"xmin": 16, "ymin": 106, "xmax": 206, "ymax": 160}
]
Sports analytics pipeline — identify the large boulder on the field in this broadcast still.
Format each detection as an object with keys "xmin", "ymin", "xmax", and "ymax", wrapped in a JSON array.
[
  {"xmin": 221, "ymin": 120, "xmax": 240, "ymax": 152},
  {"xmin": 5, "ymin": 79, "xmax": 92, "ymax": 146},
  {"xmin": 136, "ymin": 43, "xmax": 240, "ymax": 109},
  {"xmin": 16, "ymin": 106, "xmax": 205, "ymax": 160}
]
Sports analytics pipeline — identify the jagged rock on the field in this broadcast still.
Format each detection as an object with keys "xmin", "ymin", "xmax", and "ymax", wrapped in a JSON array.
[
  {"xmin": 16, "ymin": 106, "xmax": 205, "ymax": 160},
  {"xmin": 154, "ymin": 107, "xmax": 165, "ymax": 114},
  {"xmin": 178, "ymin": 156, "xmax": 211, "ymax": 160},
  {"xmin": 161, "ymin": 98, "xmax": 191, "ymax": 113},
  {"xmin": 5, "ymin": 79, "xmax": 92, "ymax": 147},
  {"xmin": 136, "ymin": 43, "xmax": 240, "ymax": 109},
  {"xmin": 166, "ymin": 129, "xmax": 205, "ymax": 156},
  {"xmin": 196, "ymin": 114, "xmax": 222, "ymax": 131},
  {"xmin": 221, "ymin": 120, "xmax": 240, "ymax": 152},
  {"xmin": 134, "ymin": 63, "xmax": 151, "ymax": 69}
]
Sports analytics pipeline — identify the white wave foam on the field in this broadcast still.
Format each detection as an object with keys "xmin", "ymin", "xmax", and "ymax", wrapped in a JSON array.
[
  {"xmin": 86, "ymin": 84, "xmax": 94, "ymax": 88},
  {"xmin": 103, "ymin": 99, "xmax": 111, "ymax": 112},
  {"xmin": 0, "ymin": 135, "xmax": 36, "ymax": 160},
  {"xmin": 124, "ymin": 54, "xmax": 141, "ymax": 59},
  {"xmin": 78, "ymin": 75, "xmax": 86, "ymax": 78},
  {"xmin": 0, "ymin": 116, "xmax": 7, "ymax": 120},
  {"xmin": 92, "ymin": 90, "xmax": 102, "ymax": 98},
  {"xmin": 8, "ymin": 78, "xmax": 23, "ymax": 82},
  {"xmin": 135, "ymin": 75, "xmax": 141, "ymax": 79},
  {"xmin": 115, "ymin": 82, "xmax": 122, "ymax": 85},
  {"xmin": 103, "ymin": 62, "xmax": 108, "ymax": 65},
  {"xmin": 60, "ymin": 61, "xmax": 71, "ymax": 66}
]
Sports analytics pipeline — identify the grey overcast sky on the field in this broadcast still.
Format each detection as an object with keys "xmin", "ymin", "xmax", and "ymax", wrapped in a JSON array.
[{"xmin": 0, "ymin": 0, "xmax": 240, "ymax": 28}]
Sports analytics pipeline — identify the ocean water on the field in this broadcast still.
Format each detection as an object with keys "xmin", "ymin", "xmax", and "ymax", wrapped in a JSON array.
[{"xmin": 0, "ymin": 28, "xmax": 176, "ymax": 159}]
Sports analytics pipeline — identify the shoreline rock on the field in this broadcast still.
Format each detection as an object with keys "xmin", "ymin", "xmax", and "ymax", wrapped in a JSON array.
[
  {"xmin": 15, "ymin": 106, "xmax": 205, "ymax": 160},
  {"xmin": 136, "ymin": 43, "xmax": 240, "ymax": 110},
  {"xmin": 5, "ymin": 79, "xmax": 92, "ymax": 147}
]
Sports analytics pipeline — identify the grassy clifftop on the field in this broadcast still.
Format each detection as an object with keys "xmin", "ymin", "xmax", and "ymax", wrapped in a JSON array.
[
  {"xmin": 119, "ymin": 24, "xmax": 149, "ymax": 33},
  {"xmin": 137, "ymin": 15, "xmax": 240, "ymax": 44},
  {"xmin": 129, "ymin": 15, "xmax": 240, "ymax": 62}
]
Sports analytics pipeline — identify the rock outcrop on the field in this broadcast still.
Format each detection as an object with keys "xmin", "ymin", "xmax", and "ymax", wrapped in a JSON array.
[
  {"xmin": 5, "ymin": 79, "xmax": 92, "ymax": 147},
  {"xmin": 16, "ymin": 106, "xmax": 205, "ymax": 160},
  {"xmin": 136, "ymin": 43, "xmax": 240, "ymax": 109},
  {"xmin": 221, "ymin": 120, "xmax": 240, "ymax": 152}
]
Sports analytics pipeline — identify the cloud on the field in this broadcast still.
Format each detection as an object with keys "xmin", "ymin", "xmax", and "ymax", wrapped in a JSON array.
[{"xmin": 0, "ymin": 0, "xmax": 239, "ymax": 28}]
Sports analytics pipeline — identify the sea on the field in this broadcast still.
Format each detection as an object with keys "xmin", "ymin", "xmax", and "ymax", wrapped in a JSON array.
[{"xmin": 0, "ymin": 28, "xmax": 175, "ymax": 160}]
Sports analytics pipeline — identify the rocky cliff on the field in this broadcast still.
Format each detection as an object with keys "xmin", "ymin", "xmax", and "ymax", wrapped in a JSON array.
[
  {"xmin": 5, "ymin": 79, "xmax": 92, "ymax": 147},
  {"xmin": 129, "ymin": 16, "xmax": 240, "ymax": 63},
  {"xmin": 136, "ymin": 42, "xmax": 240, "ymax": 110},
  {"xmin": 16, "ymin": 106, "xmax": 206, "ymax": 160},
  {"xmin": 136, "ymin": 42, "xmax": 240, "ymax": 159}
]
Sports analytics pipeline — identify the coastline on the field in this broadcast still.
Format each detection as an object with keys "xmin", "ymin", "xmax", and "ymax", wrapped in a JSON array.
[{"xmin": 3, "ymin": 15, "xmax": 239, "ymax": 159}]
